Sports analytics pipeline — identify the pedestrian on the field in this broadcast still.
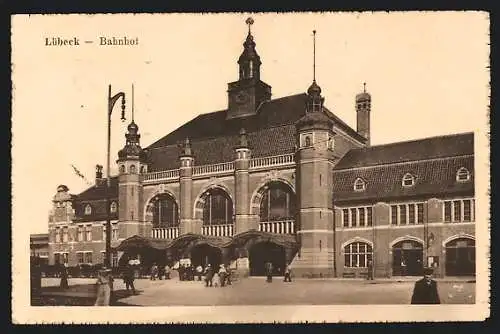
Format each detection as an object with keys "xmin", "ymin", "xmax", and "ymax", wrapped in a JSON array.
[
  {"xmin": 123, "ymin": 263, "xmax": 136, "ymax": 294},
  {"xmin": 164, "ymin": 264, "xmax": 171, "ymax": 280},
  {"xmin": 218, "ymin": 264, "xmax": 227, "ymax": 287},
  {"xmin": 196, "ymin": 264, "xmax": 203, "ymax": 281},
  {"xmin": 212, "ymin": 270, "xmax": 220, "ymax": 287},
  {"xmin": 225, "ymin": 267, "xmax": 233, "ymax": 286},
  {"xmin": 150, "ymin": 263, "xmax": 158, "ymax": 281},
  {"xmin": 284, "ymin": 263, "xmax": 292, "ymax": 282},
  {"xmin": 95, "ymin": 267, "xmax": 113, "ymax": 306},
  {"xmin": 59, "ymin": 263, "xmax": 69, "ymax": 289},
  {"xmin": 401, "ymin": 258, "xmax": 407, "ymax": 277},
  {"xmin": 367, "ymin": 260, "xmax": 374, "ymax": 280},
  {"xmin": 204, "ymin": 264, "xmax": 213, "ymax": 287},
  {"xmin": 265, "ymin": 261, "xmax": 273, "ymax": 283},
  {"xmin": 411, "ymin": 267, "xmax": 441, "ymax": 304}
]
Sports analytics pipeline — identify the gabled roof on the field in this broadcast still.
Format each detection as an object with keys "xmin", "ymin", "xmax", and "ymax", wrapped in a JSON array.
[
  {"xmin": 334, "ymin": 132, "xmax": 474, "ymax": 170},
  {"xmin": 332, "ymin": 132, "xmax": 474, "ymax": 203},
  {"xmin": 72, "ymin": 177, "xmax": 119, "ymax": 222},
  {"xmin": 146, "ymin": 93, "xmax": 364, "ymax": 171}
]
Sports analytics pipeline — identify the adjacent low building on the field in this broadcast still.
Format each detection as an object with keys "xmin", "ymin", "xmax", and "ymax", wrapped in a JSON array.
[{"xmin": 43, "ymin": 21, "xmax": 475, "ymax": 278}]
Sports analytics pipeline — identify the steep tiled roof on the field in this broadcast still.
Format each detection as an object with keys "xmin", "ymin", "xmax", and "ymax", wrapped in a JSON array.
[
  {"xmin": 73, "ymin": 177, "xmax": 119, "ymax": 222},
  {"xmin": 146, "ymin": 93, "xmax": 364, "ymax": 171},
  {"xmin": 333, "ymin": 155, "xmax": 474, "ymax": 203},
  {"xmin": 334, "ymin": 132, "xmax": 474, "ymax": 170}
]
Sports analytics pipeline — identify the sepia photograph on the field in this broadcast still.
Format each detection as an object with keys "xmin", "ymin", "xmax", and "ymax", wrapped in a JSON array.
[{"xmin": 12, "ymin": 12, "xmax": 490, "ymax": 323}]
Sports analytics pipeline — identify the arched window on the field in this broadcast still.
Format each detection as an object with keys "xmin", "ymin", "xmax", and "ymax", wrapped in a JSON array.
[
  {"xmin": 402, "ymin": 173, "xmax": 415, "ymax": 187},
  {"xmin": 129, "ymin": 165, "xmax": 136, "ymax": 174},
  {"xmin": 202, "ymin": 188, "xmax": 233, "ymax": 225},
  {"xmin": 260, "ymin": 182, "xmax": 296, "ymax": 222},
  {"xmin": 344, "ymin": 242, "xmax": 373, "ymax": 268},
  {"xmin": 456, "ymin": 167, "xmax": 471, "ymax": 182},
  {"xmin": 110, "ymin": 201, "xmax": 117, "ymax": 213},
  {"xmin": 119, "ymin": 165, "xmax": 125, "ymax": 174},
  {"xmin": 151, "ymin": 194, "xmax": 179, "ymax": 228},
  {"xmin": 84, "ymin": 204, "xmax": 92, "ymax": 215},
  {"xmin": 140, "ymin": 165, "xmax": 145, "ymax": 174},
  {"xmin": 353, "ymin": 178, "xmax": 366, "ymax": 191}
]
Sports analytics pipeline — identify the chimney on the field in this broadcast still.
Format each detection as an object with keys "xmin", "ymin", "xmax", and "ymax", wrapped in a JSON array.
[{"xmin": 95, "ymin": 164, "xmax": 104, "ymax": 186}]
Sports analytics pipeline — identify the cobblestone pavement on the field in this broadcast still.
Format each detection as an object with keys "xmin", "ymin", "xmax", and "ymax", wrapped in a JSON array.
[{"xmin": 43, "ymin": 276, "xmax": 473, "ymax": 306}]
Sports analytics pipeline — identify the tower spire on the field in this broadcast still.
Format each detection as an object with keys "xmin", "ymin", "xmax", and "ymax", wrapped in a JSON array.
[
  {"xmin": 363, "ymin": 82, "xmax": 366, "ymax": 93},
  {"xmin": 313, "ymin": 30, "xmax": 316, "ymax": 82},
  {"xmin": 131, "ymin": 83, "xmax": 135, "ymax": 122},
  {"xmin": 246, "ymin": 17, "xmax": 254, "ymax": 35}
]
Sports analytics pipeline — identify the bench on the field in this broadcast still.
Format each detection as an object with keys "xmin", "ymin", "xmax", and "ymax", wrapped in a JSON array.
[{"xmin": 342, "ymin": 272, "xmax": 356, "ymax": 278}]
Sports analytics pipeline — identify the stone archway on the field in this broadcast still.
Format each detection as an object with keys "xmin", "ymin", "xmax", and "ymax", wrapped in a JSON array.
[
  {"xmin": 250, "ymin": 178, "xmax": 296, "ymax": 217},
  {"xmin": 444, "ymin": 236, "xmax": 475, "ymax": 276},
  {"xmin": 248, "ymin": 241, "xmax": 286, "ymax": 276},
  {"xmin": 193, "ymin": 183, "xmax": 235, "ymax": 221},
  {"xmin": 392, "ymin": 239, "xmax": 424, "ymax": 276}
]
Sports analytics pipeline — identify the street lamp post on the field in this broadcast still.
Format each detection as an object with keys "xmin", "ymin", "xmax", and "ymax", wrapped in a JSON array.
[{"xmin": 105, "ymin": 85, "xmax": 126, "ymax": 268}]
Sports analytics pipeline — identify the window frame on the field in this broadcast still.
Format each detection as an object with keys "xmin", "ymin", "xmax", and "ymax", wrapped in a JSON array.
[
  {"xmin": 344, "ymin": 242, "xmax": 373, "ymax": 268},
  {"xmin": 353, "ymin": 178, "xmax": 366, "ymax": 192},
  {"xmin": 402, "ymin": 173, "xmax": 416, "ymax": 188},
  {"xmin": 456, "ymin": 167, "xmax": 471, "ymax": 182},
  {"xmin": 84, "ymin": 204, "xmax": 92, "ymax": 215}
]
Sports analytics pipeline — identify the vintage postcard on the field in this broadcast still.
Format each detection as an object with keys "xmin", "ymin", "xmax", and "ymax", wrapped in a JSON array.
[{"xmin": 12, "ymin": 12, "xmax": 490, "ymax": 323}]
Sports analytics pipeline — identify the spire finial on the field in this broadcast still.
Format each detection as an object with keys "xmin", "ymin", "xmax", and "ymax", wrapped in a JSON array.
[
  {"xmin": 313, "ymin": 30, "xmax": 317, "ymax": 82},
  {"xmin": 131, "ymin": 83, "xmax": 135, "ymax": 122},
  {"xmin": 363, "ymin": 82, "xmax": 366, "ymax": 93},
  {"xmin": 246, "ymin": 17, "xmax": 254, "ymax": 35}
]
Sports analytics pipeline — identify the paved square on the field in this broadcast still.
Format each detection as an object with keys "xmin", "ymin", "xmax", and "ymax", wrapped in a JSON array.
[{"xmin": 106, "ymin": 277, "xmax": 475, "ymax": 306}]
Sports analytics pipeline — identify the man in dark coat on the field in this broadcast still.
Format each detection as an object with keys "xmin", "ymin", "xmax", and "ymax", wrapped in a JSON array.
[
  {"xmin": 265, "ymin": 262, "xmax": 273, "ymax": 283},
  {"xmin": 411, "ymin": 267, "xmax": 441, "ymax": 304},
  {"xmin": 204, "ymin": 264, "xmax": 214, "ymax": 287}
]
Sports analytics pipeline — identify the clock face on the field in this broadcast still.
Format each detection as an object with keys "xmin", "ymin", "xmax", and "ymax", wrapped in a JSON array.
[{"xmin": 235, "ymin": 91, "xmax": 249, "ymax": 104}]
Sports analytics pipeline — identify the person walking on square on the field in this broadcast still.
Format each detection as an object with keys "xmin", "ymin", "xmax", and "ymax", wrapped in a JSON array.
[
  {"xmin": 284, "ymin": 263, "xmax": 292, "ymax": 282},
  {"xmin": 164, "ymin": 264, "xmax": 171, "ymax": 280},
  {"xmin": 411, "ymin": 267, "xmax": 441, "ymax": 304},
  {"xmin": 204, "ymin": 264, "xmax": 214, "ymax": 287},
  {"xmin": 59, "ymin": 263, "xmax": 69, "ymax": 289},
  {"xmin": 196, "ymin": 265, "xmax": 203, "ymax": 281},
  {"xmin": 150, "ymin": 263, "xmax": 158, "ymax": 281},
  {"xmin": 218, "ymin": 264, "xmax": 227, "ymax": 287},
  {"xmin": 123, "ymin": 263, "xmax": 136, "ymax": 295},
  {"xmin": 367, "ymin": 260, "xmax": 374, "ymax": 280},
  {"xmin": 265, "ymin": 261, "xmax": 273, "ymax": 283}
]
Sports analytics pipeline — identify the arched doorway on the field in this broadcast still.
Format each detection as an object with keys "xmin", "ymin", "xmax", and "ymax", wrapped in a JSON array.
[
  {"xmin": 392, "ymin": 240, "xmax": 423, "ymax": 276},
  {"xmin": 190, "ymin": 244, "xmax": 222, "ymax": 269},
  {"xmin": 445, "ymin": 238, "xmax": 475, "ymax": 276},
  {"xmin": 249, "ymin": 242, "xmax": 286, "ymax": 276}
]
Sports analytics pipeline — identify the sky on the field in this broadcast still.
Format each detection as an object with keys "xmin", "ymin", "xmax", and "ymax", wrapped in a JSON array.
[{"xmin": 11, "ymin": 12, "xmax": 489, "ymax": 234}]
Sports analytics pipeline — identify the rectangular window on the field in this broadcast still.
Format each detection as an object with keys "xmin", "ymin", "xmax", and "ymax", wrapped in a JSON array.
[
  {"xmin": 463, "ymin": 200, "xmax": 471, "ymax": 222},
  {"xmin": 102, "ymin": 225, "xmax": 106, "ymax": 241},
  {"xmin": 408, "ymin": 204, "xmax": 415, "ymax": 224},
  {"xmin": 342, "ymin": 209, "xmax": 349, "ymax": 227},
  {"xmin": 417, "ymin": 203, "xmax": 424, "ymax": 224},
  {"xmin": 112, "ymin": 253, "xmax": 119, "ymax": 267},
  {"xmin": 350, "ymin": 208, "xmax": 357, "ymax": 227},
  {"xmin": 85, "ymin": 252, "xmax": 93, "ymax": 264},
  {"xmin": 444, "ymin": 201, "xmax": 452, "ymax": 222},
  {"xmin": 366, "ymin": 207, "xmax": 373, "ymax": 226},
  {"xmin": 391, "ymin": 205, "xmax": 398, "ymax": 225},
  {"xmin": 101, "ymin": 251, "xmax": 106, "ymax": 264},
  {"xmin": 62, "ymin": 227, "xmax": 68, "ymax": 242},
  {"xmin": 77, "ymin": 226, "xmax": 83, "ymax": 241},
  {"xmin": 359, "ymin": 208, "xmax": 365, "ymax": 227},
  {"xmin": 112, "ymin": 224, "xmax": 119, "ymax": 241},
  {"xmin": 54, "ymin": 253, "xmax": 61, "ymax": 265},
  {"xmin": 55, "ymin": 228, "xmax": 61, "ymax": 243},
  {"xmin": 86, "ymin": 225, "xmax": 92, "ymax": 241},
  {"xmin": 77, "ymin": 252, "xmax": 84, "ymax": 264},
  {"xmin": 62, "ymin": 252, "xmax": 69, "ymax": 264},
  {"xmin": 453, "ymin": 200, "xmax": 461, "ymax": 222},
  {"xmin": 399, "ymin": 205, "xmax": 407, "ymax": 225}
]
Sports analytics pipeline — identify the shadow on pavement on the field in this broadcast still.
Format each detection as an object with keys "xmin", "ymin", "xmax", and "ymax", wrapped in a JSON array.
[{"xmin": 111, "ymin": 289, "xmax": 143, "ymax": 306}]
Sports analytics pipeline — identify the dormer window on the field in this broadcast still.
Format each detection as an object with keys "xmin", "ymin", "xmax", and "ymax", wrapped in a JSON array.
[
  {"xmin": 110, "ymin": 201, "xmax": 118, "ymax": 213},
  {"xmin": 354, "ymin": 178, "xmax": 366, "ymax": 192},
  {"xmin": 300, "ymin": 132, "xmax": 314, "ymax": 148},
  {"xmin": 402, "ymin": 173, "xmax": 415, "ymax": 187},
  {"xmin": 456, "ymin": 167, "xmax": 471, "ymax": 182},
  {"xmin": 84, "ymin": 204, "xmax": 92, "ymax": 215}
]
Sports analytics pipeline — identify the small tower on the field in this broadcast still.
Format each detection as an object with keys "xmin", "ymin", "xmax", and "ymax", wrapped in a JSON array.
[
  {"xmin": 234, "ymin": 128, "xmax": 252, "ymax": 234},
  {"xmin": 356, "ymin": 83, "xmax": 371, "ymax": 146},
  {"xmin": 227, "ymin": 17, "xmax": 272, "ymax": 119},
  {"xmin": 116, "ymin": 86, "xmax": 148, "ymax": 238},
  {"xmin": 294, "ymin": 30, "xmax": 337, "ymax": 278},
  {"xmin": 179, "ymin": 137, "xmax": 196, "ymax": 234}
]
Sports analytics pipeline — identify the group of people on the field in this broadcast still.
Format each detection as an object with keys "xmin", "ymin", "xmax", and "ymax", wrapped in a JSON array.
[
  {"xmin": 149, "ymin": 263, "xmax": 171, "ymax": 281},
  {"xmin": 265, "ymin": 262, "xmax": 293, "ymax": 283},
  {"xmin": 202, "ymin": 264, "xmax": 232, "ymax": 287}
]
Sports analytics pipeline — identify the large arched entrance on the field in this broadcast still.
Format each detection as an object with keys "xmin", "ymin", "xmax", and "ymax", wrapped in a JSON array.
[
  {"xmin": 445, "ymin": 237, "xmax": 475, "ymax": 276},
  {"xmin": 249, "ymin": 241, "xmax": 286, "ymax": 276},
  {"xmin": 392, "ymin": 240, "xmax": 423, "ymax": 276},
  {"xmin": 190, "ymin": 244, "xmax": 222, "ymax": 269}
]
